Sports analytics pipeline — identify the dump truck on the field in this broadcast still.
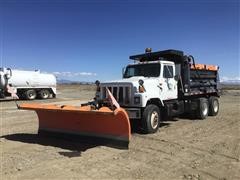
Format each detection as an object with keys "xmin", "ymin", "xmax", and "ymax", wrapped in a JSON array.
[
  {"xmin": 19, "ymin": 49, "xmax": 220, "ymax": 148},
  {"xmin": 0, "ymin": 67, "xmax": 56, "ymax": 100}
]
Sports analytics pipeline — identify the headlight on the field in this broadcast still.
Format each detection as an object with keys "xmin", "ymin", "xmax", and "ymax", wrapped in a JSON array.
[{"xmin": 134, "ymin": 96, "xmax": 141, "ymax": 104}]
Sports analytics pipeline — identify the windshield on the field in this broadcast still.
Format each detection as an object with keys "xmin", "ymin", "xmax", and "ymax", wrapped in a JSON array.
[{"xmin": 124, "ymin": 63, "xmax": 160, "ymax": 78}]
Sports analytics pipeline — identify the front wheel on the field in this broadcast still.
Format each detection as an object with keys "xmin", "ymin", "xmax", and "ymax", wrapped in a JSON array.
[{"xmin": 142, "ymin": 104, "xmax": 161, "ymax": 134}]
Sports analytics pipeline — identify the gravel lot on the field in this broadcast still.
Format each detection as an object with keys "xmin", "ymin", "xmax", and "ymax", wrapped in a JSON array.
[{"xmin": 1, "ymin": 85, "xmax": 239, "ymax": 179}]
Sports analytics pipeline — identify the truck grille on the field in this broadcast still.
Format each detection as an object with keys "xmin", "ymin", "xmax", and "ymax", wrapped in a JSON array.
[{"xmin": 101, "ymin": 85, "xmax": 131, "ymax": 105}]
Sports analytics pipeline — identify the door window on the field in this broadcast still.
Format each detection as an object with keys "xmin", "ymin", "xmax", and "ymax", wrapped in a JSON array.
[{"xmin": 163, "ymin": 65, "xmax": 173, "ymax": 78}]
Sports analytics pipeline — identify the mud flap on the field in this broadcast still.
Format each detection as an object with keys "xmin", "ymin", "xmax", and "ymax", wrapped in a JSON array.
[{"xmin": 19, "ymin": 104, "xmax": 131, "ymax": 149}]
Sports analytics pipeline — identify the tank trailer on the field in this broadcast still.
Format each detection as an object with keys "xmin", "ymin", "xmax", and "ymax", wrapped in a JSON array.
[{"xmin": 0, "ymin": 68, "xmax": 56, "ymax": 100}]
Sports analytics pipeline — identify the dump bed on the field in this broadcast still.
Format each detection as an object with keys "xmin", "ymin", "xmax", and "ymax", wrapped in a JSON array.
[{"xmin": 187, "ymin": 64, "xmax": 220, "ymax": 96}]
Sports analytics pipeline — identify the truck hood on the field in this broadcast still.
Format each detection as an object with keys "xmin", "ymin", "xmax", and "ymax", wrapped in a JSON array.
[
  {"xmin": 102, "ymin": 76, "xmax": 146, "ymax": 86},
  {"xmin": 108, "ymin": 76, "xmax": 145, "ymax": 83},
  {"xmin": 101, "ymin": 76, "xmax": 159, "ymax": 92}
]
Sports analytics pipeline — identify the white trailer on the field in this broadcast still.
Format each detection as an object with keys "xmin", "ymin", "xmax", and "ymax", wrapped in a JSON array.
[{"xmin": 0, "ymin": 67, "xmax": 56, "ymax": 100}]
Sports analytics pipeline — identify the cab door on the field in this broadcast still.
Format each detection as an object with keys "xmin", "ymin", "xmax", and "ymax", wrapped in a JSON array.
[{"xmin": 159, "ymin": 63, "xmax": 178, "ymax": 100}]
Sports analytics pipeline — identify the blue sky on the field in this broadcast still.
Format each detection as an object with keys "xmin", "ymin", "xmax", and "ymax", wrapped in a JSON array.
[{"xmin": 0, "ymin": 0, "xmax": 239, "ymax": 82}]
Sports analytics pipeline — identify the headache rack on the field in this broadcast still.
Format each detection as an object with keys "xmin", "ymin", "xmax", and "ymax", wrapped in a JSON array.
[{"xmin": 129, "ymin": 49, "xmax": 185, "ymax": 63}]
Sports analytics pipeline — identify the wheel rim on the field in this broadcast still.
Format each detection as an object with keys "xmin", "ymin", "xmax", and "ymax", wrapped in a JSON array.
[
  {"xmin": 213, "ymin": 100, "xmax": 218, "ymax": 112},
  {"xmin": 28, "ymin": 91, "xmax": 36, "ymax": 99},
  {"xmin": 202, "ymin": 102, "xmax": 208, "ymax": 116},
  {"xmin": 150, "ymin": 111, "xmax": 159, "ymax": 129},
  {"xmin": 42, "ymin": 91, "xmax": 48, "ymax": 98}
]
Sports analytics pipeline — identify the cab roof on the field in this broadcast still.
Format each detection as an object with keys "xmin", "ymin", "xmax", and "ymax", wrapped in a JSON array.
[{"xmin": 129, "ymin": 49, "xmax": 185, "ymax": 63}]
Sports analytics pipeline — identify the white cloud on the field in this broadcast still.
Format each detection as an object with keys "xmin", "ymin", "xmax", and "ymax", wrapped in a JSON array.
[
  {"xmin": 52, "ymin": 71, "xmax": 97, "ymax": 77},
  {"xmin": 77, "ymin": 72, "xmax": 97, "ymax": 76},
  {"xmin": 220, "ymin": 76, "xmax": 240, "ymax": 82},
  {"xmin": 52, "ymin": 71, "xmax": 61, "ymax": 75}
]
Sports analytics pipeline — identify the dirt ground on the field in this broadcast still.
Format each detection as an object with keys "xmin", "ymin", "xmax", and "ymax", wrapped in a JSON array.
[{"xmin": 0, "ymin": 85, "xmax": 239, "ymax": 180}]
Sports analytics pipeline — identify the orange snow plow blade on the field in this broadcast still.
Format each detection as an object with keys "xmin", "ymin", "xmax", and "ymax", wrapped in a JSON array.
[{"xmin": 18, "ymin": 103, "xmax": 131, "ymax": 148}]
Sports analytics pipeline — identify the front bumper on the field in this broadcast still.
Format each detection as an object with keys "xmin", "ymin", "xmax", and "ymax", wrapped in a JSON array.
[{"xmin": 124, "ymin": 108, "xmax": 141, "ymax": 119}]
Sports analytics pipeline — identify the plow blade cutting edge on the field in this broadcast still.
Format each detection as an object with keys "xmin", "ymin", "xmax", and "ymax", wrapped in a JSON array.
[{"xmin": 19, "ymin": 103, "xmax": 131, "ymax": 148}]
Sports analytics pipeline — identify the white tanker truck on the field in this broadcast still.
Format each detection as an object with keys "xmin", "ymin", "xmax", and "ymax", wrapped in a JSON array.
[{"xmin": 0, "ymin": 67, "xmax": 56, "ymax": 100}]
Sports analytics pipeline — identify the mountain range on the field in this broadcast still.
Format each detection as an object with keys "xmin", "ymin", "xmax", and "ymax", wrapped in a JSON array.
[{"xmin": 57, "ymin": 78, "xmax": 240, "ymax": 85}]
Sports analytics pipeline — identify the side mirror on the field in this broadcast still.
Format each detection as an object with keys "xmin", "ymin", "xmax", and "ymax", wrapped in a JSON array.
[{"xmin": 174, "ymin": 75, "xmax": 179, "ymax": 81}]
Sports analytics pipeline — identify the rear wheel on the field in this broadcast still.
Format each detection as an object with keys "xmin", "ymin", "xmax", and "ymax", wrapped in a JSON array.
[
  {"xmin": 209, "ymin": 97, "xmax": 219, "ymax": 116},
  {"xmin": 38, "ymin": 89, "xmax": 50, "ymax": 99},
  {"xmin": 197, "ymin": 98, "xmax": 209, "ymax": 119},
  {"xmin": 24, "ymin": 89, "xmax": 37, "ymax": 100},
  {"xmin": 142, "ymin": 104, "xmax": 161, "ymax": 133}
]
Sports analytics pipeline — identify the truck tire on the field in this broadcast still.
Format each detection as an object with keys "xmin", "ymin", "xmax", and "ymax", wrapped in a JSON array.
[
  {"xmin": 197, "ymin": 98, "xmax": 209, "ymax": 119},
  {"xmin": 0, "ymin": 91, "xmax": 5, "ymax": 98},
  {"xmin": 209, "ymin": 97, "xmax": 219, "ymax": 116},
  {"xmin": 38, "ymin": 89, "xmax": 50, "ymax": 99},
  {"xmin": 142, "ymin": 104, "xmax": 161, "ymax": 134},
  {"xmin": 24, "ymin": 89, "xmax": 37, "ymax": 100}
]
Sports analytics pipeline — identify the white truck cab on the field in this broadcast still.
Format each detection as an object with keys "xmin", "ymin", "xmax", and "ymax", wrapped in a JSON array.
[{"xmin": 100, "ymin": 60, "xmax": 178, "ymax": 118}]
